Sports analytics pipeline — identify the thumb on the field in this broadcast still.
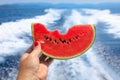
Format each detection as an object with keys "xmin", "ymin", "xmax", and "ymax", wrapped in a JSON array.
[{"xmin": 31, "ymin": 41, "xmax": 41, "ymax": 57}]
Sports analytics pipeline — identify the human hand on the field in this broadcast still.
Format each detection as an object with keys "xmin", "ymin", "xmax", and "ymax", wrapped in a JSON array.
[{"xmin": 17, "ymin": 41, "xmax": 53, "ymax": 80}]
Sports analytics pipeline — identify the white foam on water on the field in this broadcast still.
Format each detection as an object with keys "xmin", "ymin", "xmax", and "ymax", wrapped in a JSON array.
[
  {"xmin": 0, "ymin": 8, "xmax": 64, "ymax": 80},
  {"xmin": 83, "ymin": 9, "xmax": 120, "ymax": 39},
  {"xmin": 62, "ymin": 9, "xmax": 98, "ymax": 31},
  {"xmin": 48, "ymin": 48, "xmax": 117, "ymax": 80},
  {"xmin": 0, "ymin": 9, "xmax": 63, "ymax": 56},
  {"xmin": 47, "ymin": 9, "xmax": 120, "ymax": 80},
  {"xmin": 0, "ymin": 68, "xmax": 18, "ymax": 80},
  {"xmin": 63, "ymin": 9, "xmax": 120, "ymax": 39}
]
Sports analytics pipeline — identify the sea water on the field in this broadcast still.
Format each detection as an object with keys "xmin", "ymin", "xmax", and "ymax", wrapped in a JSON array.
[{"xmin": 0, "ymin": 3, "xmax": 120, "ymax": 80}]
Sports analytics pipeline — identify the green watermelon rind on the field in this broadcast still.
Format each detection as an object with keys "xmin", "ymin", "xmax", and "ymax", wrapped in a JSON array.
[
  {"xmin": 31, "ymin": 23, "xmax": 34, "ymax": 42},
  {"xmin": 31, "ymin": 24, "xmax": 96, "ymax": 60}
]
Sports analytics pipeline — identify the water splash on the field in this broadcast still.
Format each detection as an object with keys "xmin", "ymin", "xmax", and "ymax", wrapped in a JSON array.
[{"xmin": 0, "ymin": 8, "xmax": 120, "ymax": 80}]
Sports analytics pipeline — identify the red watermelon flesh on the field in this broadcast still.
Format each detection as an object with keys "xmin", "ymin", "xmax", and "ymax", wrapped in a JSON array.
[{"xmin": 32, "ymin": 23, "xmax": 95, "ymax": 59}]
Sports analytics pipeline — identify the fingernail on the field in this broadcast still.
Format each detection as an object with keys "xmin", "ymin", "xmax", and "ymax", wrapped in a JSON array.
[{"xmin": 34, "ymin": 41, "xmax": 39, "ymax": 47}]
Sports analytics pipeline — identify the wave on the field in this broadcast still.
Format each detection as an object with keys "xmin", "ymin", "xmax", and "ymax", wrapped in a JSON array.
[
  {"xmin": 48, "ymin": 48, "xmax": 116, "ymax": 80},
  {"xmin": 47, "ymin": 9, "xmax": 120, "ymax": 80},
  {"xmin": 0, "ymin": 9, "xmax": 64, "ymax": 56},
  {"xmin": 63, "ymin": 9, "xmax": 120, "ymax": 39},
  {"xmin": 0, "ymin": 8, "xmax": 120, "ymax": 80}
]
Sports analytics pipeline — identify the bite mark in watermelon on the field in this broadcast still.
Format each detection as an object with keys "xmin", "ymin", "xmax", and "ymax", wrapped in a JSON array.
[{"xmin": 31, "ymin": 23, "xmax": 96, "ymax": 59}]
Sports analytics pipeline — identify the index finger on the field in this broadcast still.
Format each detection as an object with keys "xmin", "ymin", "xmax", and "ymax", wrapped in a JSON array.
[{"xmin": 31, "ymin": 41, "xmax": 42, "ymax": 57}]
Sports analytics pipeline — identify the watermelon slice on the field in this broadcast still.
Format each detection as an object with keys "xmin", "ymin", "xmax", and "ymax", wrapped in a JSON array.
[{"xmin": 31, "ymin": 23, "xmax": 95, "ymax": 59}]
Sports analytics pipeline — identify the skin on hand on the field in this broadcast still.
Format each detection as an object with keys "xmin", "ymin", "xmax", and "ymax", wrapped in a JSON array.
[{"xmin": 17, "ymin": 41, "xmax": 53, "ymax": 80}]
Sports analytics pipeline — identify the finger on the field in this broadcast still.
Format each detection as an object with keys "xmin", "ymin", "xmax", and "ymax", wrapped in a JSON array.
[
  {"xmin": 45, "ymin": 58, "xmax": 53, "ymax": 66},
  {"xmin": 25, "ymin": 44, "xmax": 34, "ymax": 53},
  {"xmin": 20, "ymin": 53, "xmax": 29, "ymax": 63},
  {"xmin": 31, "ymin": 41, "xmax": 41, "ymax": 57},
  {"xmin": 39, "ymin": 54, "xmax": 47, "ymax": 62},
  {"xmin": 20, "ymin": 44, "xmax": 33, "ymax": 62}
]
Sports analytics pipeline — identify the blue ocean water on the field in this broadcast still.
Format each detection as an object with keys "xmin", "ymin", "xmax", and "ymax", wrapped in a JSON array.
[
  {"xmin": 0, "ymin": 3, "xmax": 120, "ymax": 80},
  {"xmin": 0, "ymin": 6, "xmax": 46, "ymax": 24}
]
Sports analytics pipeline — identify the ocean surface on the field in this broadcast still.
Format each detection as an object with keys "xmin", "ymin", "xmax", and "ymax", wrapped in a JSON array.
[{"xmin": 0, "ymin": 3, "xmax": 120, "ymax": 80}]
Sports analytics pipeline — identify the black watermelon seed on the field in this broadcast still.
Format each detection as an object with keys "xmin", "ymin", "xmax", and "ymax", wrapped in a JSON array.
[
  {"xmin": 44, "ymin": 35, "xmax": 49, "ymax": 40},
  {"xmin": 54, "ymin": 39, "xmax": 58, "ymax": 44},
  {"xmin": 67, "ymin": 42, "xmax": 70, "ymax": 44},
  {"xmin": 44, "ymin": 35, "xmax": 80, "ymax": 44},
  {"xmin": 49, "ymin": 38, "xmax": 52, "ymax": 41},
  {"xmin": 59, "ymin": 38, "xmax": 67, "ymax": 44},
  {"xmin": 68, "ymin": 38, "xmax": 72, "ymax": 42},
  {"xmin": 75, "ymin": 35, "xmax": 79, "ymax": 39}
]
